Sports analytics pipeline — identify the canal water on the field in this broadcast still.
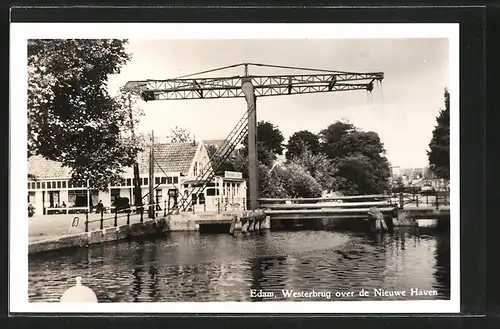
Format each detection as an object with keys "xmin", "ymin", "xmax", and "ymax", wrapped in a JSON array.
[{"xmin": 28, "ymin": 228, "xmax": 450, "ymax": 302}]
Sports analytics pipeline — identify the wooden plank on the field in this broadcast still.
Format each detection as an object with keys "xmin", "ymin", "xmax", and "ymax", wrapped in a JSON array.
[
  {"xmin": 257, "ymin": 195, "xmax": 390, "ymax": 203},
  {"xmin": 270, "ymin": 214, "xmax": 368, "ymax": 220},
  {"xmin": 266, "ymin": 207, "xmax": 395, "ymax": 215},
  {"xmin": 262, "ymin": 201, "xmax": 391, "ymax": 209}
]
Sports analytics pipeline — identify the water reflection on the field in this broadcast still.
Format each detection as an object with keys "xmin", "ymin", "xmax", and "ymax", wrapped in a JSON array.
[{"xmin": 28, "ymin": 228, "xmax": 450, "ymax": 302}]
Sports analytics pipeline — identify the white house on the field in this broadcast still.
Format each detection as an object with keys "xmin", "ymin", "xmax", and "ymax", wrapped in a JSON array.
[{"xmin": 27, "ymin": 141, "xmax": 247, "ymax": 216}]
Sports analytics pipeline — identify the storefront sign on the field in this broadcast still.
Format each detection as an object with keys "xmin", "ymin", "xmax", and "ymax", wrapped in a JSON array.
[{"xmin": 224, "ymin": 171, "xmax": 243, "ymax": 179}]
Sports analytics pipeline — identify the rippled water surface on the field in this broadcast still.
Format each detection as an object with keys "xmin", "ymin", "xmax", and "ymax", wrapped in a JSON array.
[{"xmin": 29, "ymin": 228, "xmax": 450, "ymax": 302}]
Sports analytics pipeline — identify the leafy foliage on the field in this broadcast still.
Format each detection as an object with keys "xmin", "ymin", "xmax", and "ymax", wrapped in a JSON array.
[
  {"xmin": 285, "ymin": 130, "xmax": 321, "ymax": 160},
  {"xmin": 289, "ymin": 148, "xmax": 337, "ymax": 191},
  {"xmin": 167, "ymin": 126, "xmax": 193, "ymax": 143},
  {"xmin": 28, "ymin": 39, "xmax": 138, "ymax": 190},
  {"xmin": 241, "ymin": 121, "xmax": 285, "ymax": 166},
  {"xmin": 428, "ymin": 89, "xmax": 450, "ymax": 180},
  {"xmin": 275, "ymin": 163, "xmax": 323, "ymax": 198},
  {"xmin": 319, "ymin": 120, "xmax": 391, "ymax": 195}
]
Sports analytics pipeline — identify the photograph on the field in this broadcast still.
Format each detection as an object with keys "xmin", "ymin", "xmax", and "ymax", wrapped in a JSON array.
[{"xmin": 10, "ymin": 23, "xmax": 459, "ymax": 313}]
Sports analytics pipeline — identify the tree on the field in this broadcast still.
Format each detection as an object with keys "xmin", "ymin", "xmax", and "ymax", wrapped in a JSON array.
[
  {"xmin": 290, "ymin": 148, "xmax": 337, "ymax": 192},
  {"xmin": 241, "ymin": 121, "xmax": 285, "ymax": 166},
  {"xmin": 167, "ymin": 126, "xmax": 193, "ymax": 143},
  {"xmin": 285, "ymin": 130, "xmax": 321, "ymax": 160},
  {"xmin": 28, "ymin": 39, "xmax": 140, "ymax": 190},
  {"xmin": 277, "ymin": 163, "xmax": 323, "ymax": 198},
  {"xmin": 428, "ymin": 89, "xmax": 450, "ymax": 180},
  {"xmin": 319, "ymin": 120, "xmax": 391, "ymax": 195},
  {"xmin": 319, "ymin": 121, "xmax": 355, "ymax": 159}
]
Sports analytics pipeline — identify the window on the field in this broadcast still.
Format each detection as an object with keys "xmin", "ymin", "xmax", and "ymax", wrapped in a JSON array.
[
  {"xmin": 206, "ymin": 188, "xmax": 219, "ymax": 196},
  {"xmin": 155, "ymin": 177, "xmax": 160, "ymax": 184},
  {"xmin": 173, "ymin": 177, "xmax": 178, "ymax": 184},
  {"xmin": 127, "ymin": 178, "xmax": 132, "ymax": 186},
  {"xmin": 193, "ymin": 162, "xmax": 198, "ymax": 176},
  {"xmin": 156, "ymin": 189, "xmax": 163, "ymax": 198},
  {"xmin": 62, "ymin": 181, "xmax": 66, "ymax": 188},
  {"xmin": 47, "ymin": 182, "xmax": 51, "ymax": 189},
  {"xmin": 167, "ymin": 177, "xmax": 172, "ymax": 184},
  {"xmin": 57, "ymin": 181, "xmax": 61, "ymax": 189},
  {"xmin": 27, "ymin": 183, "xmax": 30, "ymax": 190},
  {"xmin": 37, "ymin": 182, "xmax": 41, "ymax": 189},
  {"xmin": 143, "ymin": 178, "xmax": 148, "ymax": 186},
  {"xmin": 161, "ymin": 177, "xmax": 167, "ymax": 184},
  {"xmin": 207, "ymin": 183, "xmax": 216, "ymax": 187},
  {"xmin": 184, "ymin": 184, "xmax": 189, "ymax": 188}
]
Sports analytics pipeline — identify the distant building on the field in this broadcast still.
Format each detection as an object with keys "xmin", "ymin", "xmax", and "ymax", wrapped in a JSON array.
[{"xmin": 27, "ymin": 141, "xmax": 247, "ymax": 216}]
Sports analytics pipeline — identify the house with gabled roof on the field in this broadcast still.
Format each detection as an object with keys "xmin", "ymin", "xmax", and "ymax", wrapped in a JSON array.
[{"xmin": 27, "ymin": 141, "xmax": 247, "ymax": 216}]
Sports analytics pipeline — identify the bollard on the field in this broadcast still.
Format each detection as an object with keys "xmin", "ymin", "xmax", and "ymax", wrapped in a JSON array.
[
  {"xmin": 60, "ymin": 277, "xmax": 98, "ymax": 303},
  {"xmin": 114, "ymin": 209, "xmax": 118, "ymax": 227},
  {"xmin": 164, "ymin": 200, "xmax": 167, "ymax": 217},
  {"xmin": 85, "ymin": 212, "xmax": 89, "ymax": 232},
  {"xmin": 140, "ymin": 207, "xmax": 144, "ymax": 223},
  {"xmin": 204, "ymin": 202, "xmax": 206, "ymax": 212},
  {"xmin": 100, "ymin": 209, "xmax": 104, "ymax": 230},
  {"xmin": 416, "ymin": 194, "xmax": 419, "ymax": 207},
  {"xmin": 435, "ymin": 193, "xmax": 439, "ymax": 209},
  {"xmin": 127, "ymin": 211, "xmax": 130, "ymax": 225}
]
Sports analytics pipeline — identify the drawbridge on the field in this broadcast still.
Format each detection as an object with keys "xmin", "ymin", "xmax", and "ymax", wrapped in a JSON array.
[{"xmin": 124, "ymin": 63, "xmax": 384, "ymax": 215}]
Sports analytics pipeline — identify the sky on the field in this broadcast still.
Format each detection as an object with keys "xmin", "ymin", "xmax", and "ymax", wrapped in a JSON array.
[{"xmin": 107, "ymin": 38, "xmax": 449, "ymax": 169}]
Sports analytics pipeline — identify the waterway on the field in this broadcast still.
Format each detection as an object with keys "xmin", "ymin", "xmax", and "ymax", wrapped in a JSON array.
[{"xmin": 28, "ymin": 227, "xmax": 450, "ymax": 302}]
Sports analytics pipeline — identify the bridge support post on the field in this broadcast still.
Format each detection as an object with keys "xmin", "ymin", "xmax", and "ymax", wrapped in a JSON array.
[{"xmin": 242, "ymin": 78, "xmax": 259, "ymax": 211}]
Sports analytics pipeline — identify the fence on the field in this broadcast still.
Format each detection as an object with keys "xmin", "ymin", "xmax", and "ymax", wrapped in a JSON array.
[
  {"xmin": 390, "ymin": 190, "xmax": 450, "ymax": 209},
  {"xmin": 76, "ymin": 197, "xmax": 248, "ymax": 233},
  {"xmin": 79, "ymin": 202, "xmax": 165, "ymax": 233}
]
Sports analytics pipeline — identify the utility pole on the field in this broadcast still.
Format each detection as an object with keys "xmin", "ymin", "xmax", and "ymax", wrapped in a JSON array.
[
  {"xmin": 128, "ymin": 93, "xmax": 142, "ymax": 208},
  {"xmin": 149, "ymin": 130, "xmax": 155, "ymax": 218}
]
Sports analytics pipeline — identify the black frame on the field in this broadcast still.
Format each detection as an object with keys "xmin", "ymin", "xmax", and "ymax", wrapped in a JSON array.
[{"xmin": 4, "ymin": 4, "xmax": 492, "ymax": 328}]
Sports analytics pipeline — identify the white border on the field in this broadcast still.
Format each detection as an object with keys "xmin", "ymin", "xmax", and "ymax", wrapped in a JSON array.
[{"xmin": 10, "ymin": 23, "xmax": 460, "ymax": 314}]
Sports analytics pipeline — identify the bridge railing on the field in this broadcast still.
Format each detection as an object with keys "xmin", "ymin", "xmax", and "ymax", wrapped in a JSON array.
[
  {"xmin": 390, "ymin": 190, "xmax": 450, "ymax": 209},
  {"xmin": 257, "ymin": 195, "xmax": 397, "ymax": 220}
]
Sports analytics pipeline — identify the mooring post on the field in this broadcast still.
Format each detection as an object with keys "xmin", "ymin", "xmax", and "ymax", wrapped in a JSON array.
[
  {"xmin": 99, "ymin": 209, "xmax": 103, "ymax": 230},
  {"xmin": 140, "ymin": 206, "xmax": 144, "ymax": 223},
  {"xmin": 114, "ymin": 209, "xmax": 118, "ymax": 227},
  {"xmin": 85, "ymin": 211, "xmax": 89, "ymax": 232},
  {"xmin": 127, "ymin": 211, "xmax": 130, "ymax": 225}
]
